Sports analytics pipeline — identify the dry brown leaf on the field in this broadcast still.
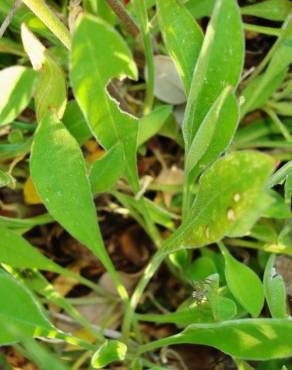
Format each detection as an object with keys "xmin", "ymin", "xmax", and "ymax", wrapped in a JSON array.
[{"xmin": 155, "ymin": 166, "xmax": 184, "ymax": 206}]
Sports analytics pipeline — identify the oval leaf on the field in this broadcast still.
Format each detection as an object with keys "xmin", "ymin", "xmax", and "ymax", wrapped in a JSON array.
[{"xmin": 219, "ymin": 243, "xmax": 264, "ymax": 317}]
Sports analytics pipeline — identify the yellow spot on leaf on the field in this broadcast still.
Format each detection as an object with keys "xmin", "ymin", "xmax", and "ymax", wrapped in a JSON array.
[
  {"xmin": 233, "ymin": 193, "xmax": 241, "ymax": 202},
  {"xmin": 227, "ymin": 208, "xmax": 236, "ymax": 221}
]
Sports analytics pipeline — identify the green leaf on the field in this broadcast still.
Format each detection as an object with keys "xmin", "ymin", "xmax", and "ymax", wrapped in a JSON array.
[
  {"xmin": 241, "ymin": 16, "xmax": 292, "ymax": 116},
  {"xmin": 185, "ymin": 86, "xmax": 235, "ymax": 174},
  {"xmin": 0, "ymin": 169, "xmax": 15, "ymax": 188},
  {"xmin": 91, "ymin": 340, "xmax": 127, "ymax": 369},
  {"xmin": 227, "ymin": 192, "xmax": 273, "ymax": 238},
  {"xmin": 0, "ymin": 214, "xmax": 53, "ymax": 231},
  {"xmin": 240, "ymin": 71, "xmax": 286, "ymax": 115},
  {"xmin": 165, "ymin": 151, "xmax": 274, "ymax": 250},
  {"xmin": 185, "ymin": 0, "xmax": 215, "ymax": 18},
  {"xmin": 137, "ymin": 302, "xmax": 214, "ymax": 326},
  {"xmin": 264, "ymin": 190, "xmax": 291, "ymax": 219},
  {"xmin": 186, "ymin": 257, "xmax": 217, "ymax": 281},
  {"xmin": 30, "ymin": 112, "xmax": 127, "ymax": 300},
  {"xmin": 241, "ymin": 0, "xmax": 292, "ymax": 21},
  {"xmin": 264, "ymin": 255, "xmax": 287, "ymax": 318},
  {"xmin": 219, "ymin": 243, "xmax": 264, "ymax": 317},
  {"xmin": 156, "ymin": 0, "xmax": 203, "ymax": 93},
  {"xmin": 182, "ymin": 0, "xmax": 244, "ymax": 151},
  {"xmin": 62, "ymin": 101, "xmax": 91, "ymax": 145},
  {"xmin": 215, "ymin": 297, "xmax": 237, "ymax": 321},
  {"xmin": 141, "ymin": 319, "xmax": 292, "ymax": 360},
  {"xmin": 234, "ymin": 359, "xmax": 255, "ymax": 370},
  {"xmin": 71, "ymin": 15, "xmax": 139, "ymax": 192},
  {"xmin": 0, "ymin": 225, "xmax": 64, "ymax": 271},
  {"xmin": 21, "ymin": 339, "xmax": 69, "ymax": 370},
  {"xmin": 21, "ymin": 24, "xmax": 67, "ymax": 121},
  {"xmin": 0, "ymin": 66, "xmax": 38, "ymax": 126},
  {"xmin": 137, "ymin": 105, "xmax": 172, "ymax": 146},
  {"xmin": 0, "ymin": 273, "xmax": 55, "ymax": 345},
  {"xmin": 90, "ymin": 144, "xmax": 125, "ymax": 194}
]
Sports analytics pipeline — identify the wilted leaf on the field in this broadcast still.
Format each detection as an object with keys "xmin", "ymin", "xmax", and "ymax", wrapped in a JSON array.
[{"xmin": 151, "ymin": 55, "xmax": 186, "ymax": 105}]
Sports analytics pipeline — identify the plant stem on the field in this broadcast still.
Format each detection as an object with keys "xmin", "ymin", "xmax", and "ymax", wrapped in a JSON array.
[
  {"xmin": 57, "ymin": 266, "xmax": 116, "ymax": 300},
  {"xmin": 122, "ymin": 230, "xmax": 192, "ymax": 341},
  {"xmin": 0, "ymin": 0, "xmax": 22, "ymax": 38},
  {"xmin": 133, "ymin": 0, "xmax": 154, "ymax": 114},
  {"xmin": 264, "ymin": 107, "xmax": 292, "ymax": 142},
  {"xmin": 22, "ymin": 0, "xmax": 71, "ymax": 49},
  {"xmin": 106, "ymin": 0, "xmax": 140, "ymax": 38},
  {"xmin": 243, "ymin": 23, "xmax": 281, "ymax": 37}
]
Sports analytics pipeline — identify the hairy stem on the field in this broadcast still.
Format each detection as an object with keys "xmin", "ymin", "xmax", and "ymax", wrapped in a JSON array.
[{"xmin": 106, "ymin": 0, "xmax": 140, "ymax": 38}]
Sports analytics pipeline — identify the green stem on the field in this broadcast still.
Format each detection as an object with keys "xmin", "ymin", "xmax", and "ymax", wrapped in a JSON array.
[
  {"xmin": 137, "ymin": 333, "xmax": 183, "ymax": 354},
  {"xmin": 122, "ymin": 230, "xmax": 192, "ymax": 341},
  {"xmin": 264, "ymin": 107, "xmax": 292, "ymax": 142},
  {"xmin": 243, "ymin": 23, "xmax": 281, "ymax": 37},
  {"xmin": 57, "ymin": 266, "xmax": 114, "ymax": 299},
  {"xmin": 137, "ymin": 197, "xmax": 162, "ymax": 247},
  {"xmin": 22, "ymin": 0, "xmax": 71, "ymax": 49},
  {"xmin": 134, "ymin": 0, "xmax": 154, "ymax": 114},
  {"xmin": 142, "ymin": 31, "xmax": 155, "ymax": 114}
]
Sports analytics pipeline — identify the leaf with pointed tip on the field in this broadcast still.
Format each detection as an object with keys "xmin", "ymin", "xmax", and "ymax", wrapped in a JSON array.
[
  {"xmin": 182, "ymin": 0, "xmax": 244, "ymax": 151},
  {"xmin": 71, "ymin": 15, "xmax": 139, "ymax": 192},
  {"xmin": 185, "ymin": 86, "xmax": 234, "ymax": 175},
  {"xmin": 156, "ymin": 0, "xmax": 203, "ymax": 93}
]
